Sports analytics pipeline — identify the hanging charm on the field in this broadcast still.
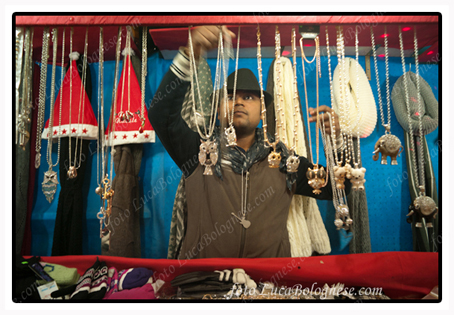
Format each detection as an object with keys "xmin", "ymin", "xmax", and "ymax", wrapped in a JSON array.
[
  {"xmin": 306, "ymin": 165, "xmax": 326, "ymax": 194},
  {"xmin": 224, "ymin": 125, "xmax": 237, "ymax": 147},
  {"xmin": 335, "ymin": 204, "xmax": 353, "ymax": 230},
  {"xmin": 231, "ymin": 212, "xmax": 251, "ymax": 229},
  {"xmin": 286, "ymin": 153, "xmax": 300, "ymax": 173},
  {"xmin": 42, "ymin": 168, "xmax": 58, "ymax": 202},
  {"xmin": 351, "ymin": 163, "xmax": 366, "ymax": 191},
  {"xmin": 407, "ymin": 186, "xmax": 438, "ymax": 228},
  {"xmin": 199, "ymin": 139, "xmax": 218, "ymax": 176},
  {"xmin": 333, "ymin": 162, "xmax": 347, "ymax": 189},
  {"xmin": 102, "ymin": 175, "xmax": 114, "ymax": 217},
  {"xmin": 268, "ymin": 148, "xmax": 281, "ymax": 168},
  {"xmin": 67, "ymin": 166, "xmax": 77, "ymax": 179},
  {"xmin": 372, "ymin": 125, "xmax": 404, "ymax": 165}
]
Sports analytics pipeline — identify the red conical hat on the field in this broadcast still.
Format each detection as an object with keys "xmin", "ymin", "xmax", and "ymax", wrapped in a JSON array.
[
  {"xmin": 42, "ymin": 53, "xmax": 98, "ymax": 140},
  {"xmin": 105, "ymin": 49, "xmax": 154, "ymax": 145}
]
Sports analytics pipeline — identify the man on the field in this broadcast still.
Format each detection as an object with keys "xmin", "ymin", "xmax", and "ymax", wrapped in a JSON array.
[{"xmin": 148, "ymin": 26, "xmax": 346, "ymax": 259}]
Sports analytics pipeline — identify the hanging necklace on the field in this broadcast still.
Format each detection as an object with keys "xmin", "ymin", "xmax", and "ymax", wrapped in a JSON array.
[
  {"xmin": 118, "ymin": 29, "xmax": 135, "ymax": 123},
  {"xmin": 399, "ymin": 26, "xmax": 438, "ymax": 228},
  {"xmin": 224, "ymin": 26, "xmax": 240, "ymax": 147},
  {"xmin": 17, "ymin": 27, "xmax": 34, "ymax": 150},
  {"xmin": 350, "ymin": 26, "xmax": 366, "ymax": 191},
  {"xmin": 139, "ymin": 26, "xmax": 148, "ymax": 133},
  {"xmin": 371, "ymin": 26, "xmax": 404, "ymax": 165},
  {"xmin": 256, "ymin": 25, "xmax": 280, "ymax": 168},
  {"xmin": 35, "ymin": 27, "xmax": 50, "ymax": 169},
  {"xmin": 188, "ymin": 26, "xmax": 219, "ymax": 175},
  {"xmin": 42, "ymin": 28, "xmax": 62, "ymax": 202},
  {"xmin": 71, "ymin": 27, "xmax": 89, "ymax": 178},
  {"xmin": 325, "ymin": 26, "xmax": 352, "ymax": 230},
  {"xmin": 300, "ymin": 34, "xmax": 326, "ymax": 194},
  {"xmin": 231, "ymin": 169, "xmax": 251, "ymax": 229},
  {"xmin": 284, "ymin": 28, "xmax": 301, "ymax": 174}
]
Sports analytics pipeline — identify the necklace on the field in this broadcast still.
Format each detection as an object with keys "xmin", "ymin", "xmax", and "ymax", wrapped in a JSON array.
[
  {"xmin": 35, "ymin": 27, "xmax": 50, "ymax": 169},
  {"xmin": 139, "ymin": 26, "xmax": 147, "ymax": 133},
  {"xmin": 325, "ymin": 26, "xmax": 351, "ymax": 230},
  {"xmin": 350, "ymin": 26, "xmax": 366, "ymax": 191},
  {"xmin": 284, "ymin": 28, "xmax": 301, "ymax": 174},
  {"xmin": 18, "ymin": 27, "xmax": 34, "ymax": 150},
  {"xmin": 256, "ymin": 25, "xmax": 280, "ymax": 168},
  {"xmin": 188, "ymin": 26, "xmax": 220, "ymax": 175},
  {"xmin": 231, "ymin": 169, "xmax": 251, "ymax": 229},
  {"xmin": 371, "ymin": 26, "xmax": 404, "ymax": 165},
  {"xmin": 16, "ymin": 27, "xmax": 24, "ymax": 146},
  {"xmin": 224, "ymin": 26, "xmax": 240, "ymax": 147},
  {"xmin": 72, "ymin": 28, "xmax": 89, "ymax": 176},
  {"xmin": 118, "ymin": 29, "xmax": 135, "ymax": 123},
  {"xmin": 300, "ymin": 34, "xmax": 326, "ymax": 194},
  {"xmin": 399, "ymin": 26, "xmax": 438, "ymax": 229},
  {"xmin": 42, "ymin": 28, "xmax": 62, "ymax": 202}
]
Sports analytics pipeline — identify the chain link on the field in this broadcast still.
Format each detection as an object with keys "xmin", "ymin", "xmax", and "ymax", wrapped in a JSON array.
[
  {"xmin": 370, "ymin": 26, "xmax": 386, "ymax": 128},
  {"xmin": 384, "ymin": 26, "xmax": 391, "ymax": 130}
]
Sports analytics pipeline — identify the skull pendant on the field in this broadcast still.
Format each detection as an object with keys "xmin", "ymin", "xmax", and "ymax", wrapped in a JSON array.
[
  {"xmin": 286, "ymin": 154, "xmax": 300, "ymax": 173},
  {"xmin": 268, "ymin": 150, "xmax": 281, "ymax": 168},
  {"xmin": 199, "ymin": 139, "xmax": 218, "ymax": 176},
  {"xmin": 224, "ymin": 125, "xmax": 237, "ymax": 147},
  {"xmin": 306, "ymin": 165, "xmax": 326, "ymax": 194}
]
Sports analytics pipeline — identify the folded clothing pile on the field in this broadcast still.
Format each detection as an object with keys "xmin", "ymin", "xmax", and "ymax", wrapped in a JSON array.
[{"xmin": 171, "ymin": 269, "xmax": 256, "ymax": 299}]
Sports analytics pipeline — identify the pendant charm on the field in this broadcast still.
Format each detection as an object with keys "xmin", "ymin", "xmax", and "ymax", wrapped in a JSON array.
[
  {"xmin": 333, "ymin": 163, "xmax": 347, "ymax": 190},
  {"xmin": 351, "ymin": 164, "xmax": 366, "ymax": 191},
  {"xmin": 372, "ymin": 132, "xmax": 404, "ymax": 165},
  {"xmin": 67, "ymin": 166, "xmax": 77, "ymax": 179},
  {"xmin": 231, "ymin": 213, "xmax": 251, "ymax": 229},
  {"xmin": 42, "ymin": 168, "xmax": 58, "ymax": 203},
  {"xmin": 286, "ymin": 153, "xmax": 300, "ymax": 173},
  {"xmin": 35, "ymin": 152, "xmax": 41, "ymax": 169},
  {"xmin": 224, "ymin": 125, "xmax": 237, "ymax": 147},
  {"xmin": 125, "ymin": 110, "xmax": 134, "ymax": 122},
  {"xmin": 139, "ymin": 118, "xmax": 145, "ymax": 134},
  {"xmin": 95, "ymin": 185, "xmax": 103, "ymax": 196},
  {"xmin": 199, "ymin": 139, "xmax": 218, "ymax": 176},
  {"xmin": 268, "ymin": 149, "xmax": 281, "ymax": 168},
  {"xmin": 407, "ymin": 186, "xmax": 438, "ymax": 228},
  {"xmin": 335, "ymin": 204, "xmax": 353, "ymax": 230},
  {"xmin": 102, "ymin": 175, "xmax": 114, "ymax": 218},
  {"xmin": 306, "ymin": 165, "xmax": 326, "ymax": 194}
]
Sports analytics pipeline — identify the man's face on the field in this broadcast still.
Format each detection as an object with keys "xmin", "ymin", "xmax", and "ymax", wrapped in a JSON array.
[{"xmin": 219, "ymin": 90, "xmax": 262, "ymax": 135}]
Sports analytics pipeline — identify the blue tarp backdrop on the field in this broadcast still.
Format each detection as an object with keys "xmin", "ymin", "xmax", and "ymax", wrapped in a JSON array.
[{"xmin": 31, "ymin": 53, "xmax": 439, "ymax": 258}]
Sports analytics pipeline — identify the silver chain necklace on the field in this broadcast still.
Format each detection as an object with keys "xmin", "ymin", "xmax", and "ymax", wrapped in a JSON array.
[
  {"xmin": 371, "ymin": 26, "xmax": 404, "ymax": 165},
  {"xmin": 399, "ymin": 26, "xmax": 438, "ymax": 229},
  {"xmin": 35, "ymin": 27, "xmax": 50, "ymax": 169},
  {"xmin": 42, "ymin": 28, "xmax": 62, "ymax": 203}
]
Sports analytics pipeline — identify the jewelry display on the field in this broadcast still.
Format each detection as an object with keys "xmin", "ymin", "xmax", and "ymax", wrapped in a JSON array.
[
  {"xmin": 350, "ymin": 26, "xmax": 366, "ymax": 191},
  {"xmin": 223, "ymin": 26, "xmax": 240, "ymax": 147},
  {"xmin": 17, "ymin": 27, "xmax": 34, "ymax": 150},
  {"xmin": 256, "ymin": 26, "xmax": 281, "ymax": 168},
  {"xmin": 16, "ymin": 27, "xmax": 24, "ymax": 146},
  {"xmin": 231, "ymin": 170, "xmax": 251, "ymax": 229},
  {"xmin": 399, "ymin": 27, "xmax": 438, "ymax": 228},
  {"xmin": 371, "ymin": 26, "xmax": 404, "ymax": 165},
  {"xmin": 188, "ymin": 26, "xmax": 220, "ymax": 175},
  {"xmin": 300, "ymin": 33, "xmax": 326, "ymax": 194},
  {"xmin": 118, "ymin": 29, "xmax": 134, "ymax": 123},
  {"xmin": 42, "ymin": 28, "xmax": 62, "ymax": 202},
  {"xmin": 35, "ymin": 27, "xmax": 50, "ymax": 169}
]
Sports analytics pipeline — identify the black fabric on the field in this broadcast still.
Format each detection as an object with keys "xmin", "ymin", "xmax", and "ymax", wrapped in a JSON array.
[
  {"xmin": 51, "ymin": 138, "xmax": 89, "ymax": 256},
  {"xmin": 101, "ymin": 144, "xmax": 142, "ymax": 258},
  {"xmin": 14, "ymin": 256, "xmax": 41, "ymax": 302},
  {"xmin": 16, "ymin": 143, "xmax": 30, "ymax": 256},
  {"xmin": 171, "ymin": 271, "xmax": 229, "ymax": 287}
]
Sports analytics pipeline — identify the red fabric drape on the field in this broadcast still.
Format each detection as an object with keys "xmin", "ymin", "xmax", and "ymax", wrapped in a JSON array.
[{"xmin": 31, "ymin": 251, "xmax": 438, "ymax": 299}]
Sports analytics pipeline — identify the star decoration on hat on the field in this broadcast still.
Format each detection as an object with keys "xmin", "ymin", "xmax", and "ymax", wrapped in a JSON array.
[
  {"xmin": 82, "ymin": 128, "xmax": 87, "ymax": 134},
  {"xmin": 133, "ymin": 133, "xmax": 138, "ymax": 138},
  {"xmin": 72, "ymin": 128, "xmax": 77, "ymax": 133},
  {"xmin": 123, "ymin": 134, "xmax": 127, "ymax": 139},
  {"xmin": 62, "ymin": 129, "xmax": 67, "ymax": 134}
]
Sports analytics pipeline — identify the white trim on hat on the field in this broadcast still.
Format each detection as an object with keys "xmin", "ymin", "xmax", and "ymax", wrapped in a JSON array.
[
  {"xmin": 42, "ymin": 123, "xmax": 98, "ymax": 140},
  {"xmin": 105, "ymin": 130, "xmax": 155, "ymax": 146}
]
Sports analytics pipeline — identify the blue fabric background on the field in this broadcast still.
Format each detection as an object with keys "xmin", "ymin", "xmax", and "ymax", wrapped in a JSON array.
[{"xmin": 31, "ymin": 54, "xmax": 439, "ymax": 258}]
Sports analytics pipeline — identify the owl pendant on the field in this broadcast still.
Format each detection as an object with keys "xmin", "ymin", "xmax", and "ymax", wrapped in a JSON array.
[
  {"xmin": 268, "ymin": 149, "xmax": 281, "ymax": 168},
  {"xmin": 224, "ymin": 125, "xmax": 237, "ymax": 147},
  {"xmin": 286, "ymin": 154, "xmax": 300, "ymax": 173},
  {"xmin": 42, "ymin": 168, "xmax": 59, "ymax": 203},
  {"xmin": 306, "ymin": 165, "xmax": 326, "ymax": 194},
  {"xmin": 199, "ymin": 139, "xmax": 218, "ymax": 176}
]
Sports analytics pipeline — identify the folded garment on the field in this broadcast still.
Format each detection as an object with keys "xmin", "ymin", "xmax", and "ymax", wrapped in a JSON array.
[
  {"xmin": 171, "ymin": 271, "xmax": 232, "ymax": 287},
  {"xmin": 106, "ymin": 283, "xmax": 156, "ymax": 300},
  {"xmin": 37, "ymin": 262, "xmax": 80, "ymax": 287},
  {"xmin": 118, "ymin": 267, "xmax": 154, "ymax": 291}
]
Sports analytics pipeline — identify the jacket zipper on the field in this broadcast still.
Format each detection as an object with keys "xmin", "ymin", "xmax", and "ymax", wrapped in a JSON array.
[{"xmin": 238, "ymin": 170, "xmax": 249, "ymax": 258}]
